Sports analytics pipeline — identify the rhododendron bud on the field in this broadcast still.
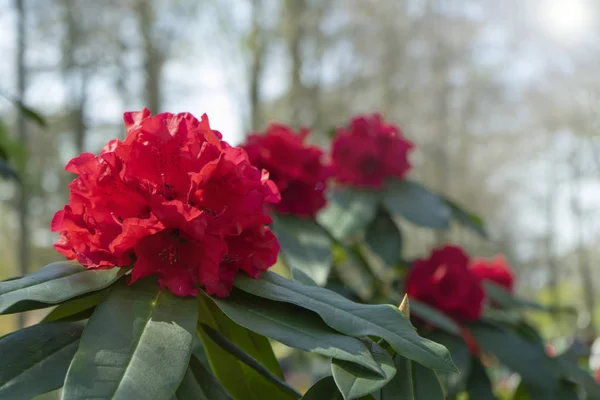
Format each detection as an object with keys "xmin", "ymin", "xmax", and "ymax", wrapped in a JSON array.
[
  {"xmin": 52, "ymin": 109, "xmax": 281, "ymax": 297},
  {"xmin": 331, "ymin": 113, "xmax": 414, "ymax": 188},
  {"xmin": 405, "ymin": 245, "xmax": 485, "ymax": 322},
  {"xmin": 242, "ymin": 124, "xmax": 331, "ymax": 218},
  {"xmin": 470, "ymin": 254, "xmax": 515, "ymax": 292}
]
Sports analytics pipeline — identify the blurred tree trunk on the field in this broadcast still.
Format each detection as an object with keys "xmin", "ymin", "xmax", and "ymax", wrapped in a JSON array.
[
  {"xmin": 248, "ymin": 0, "xmax": 265, "ymax": 131},
  {"xmin": 430, "ymin": 1, "xmax": 453, "ymax": 244},
  {"xmin": 285, "ymin": 0, "xmax": 306, "ymax": 127},
  {"xmin": 63, "ymin": 0, "xmax": 88, "ymax": 153},
  {"xmin": 544, "ymin": 139, "xmax": 560, "ymax": 317},
  {"xmin": 571, "ymin": 150, "xmax": 596, "ymax": 338},
  {"xmin": 137, "ymin": 0, "xmax": 162, "ymax": 113},
  {"xmin": 15, "ymin": 0, "xmax": 29, "ymax": 329}
]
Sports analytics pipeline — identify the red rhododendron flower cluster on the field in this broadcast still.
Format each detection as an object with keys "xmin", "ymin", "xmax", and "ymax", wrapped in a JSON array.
[
  {"xmin": 405, "ymin": 245, "xmax": 485, "ymax": 322},
  {"xmin": 331, "ymin": 114, "xmax": 414, "ymax": 188},
  {"xmin": 242, "ymin": 124, "xmax": 331, "ymax": 218},
  {"xmin": 51, "ymin": 109, "xmax": 281, "ymax": 297},
  {"xmin": 470, "ymin": 254, "xmax": 515, "ymax": 292}
]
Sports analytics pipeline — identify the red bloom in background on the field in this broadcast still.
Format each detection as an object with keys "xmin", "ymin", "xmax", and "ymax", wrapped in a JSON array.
[
  {"xmin": 52, "ymin": 109, "xmax": 280, "ymax": 297},
  {"xmin": 242, "ymin": 124, "xmax": 331, "ymax": 218},
  {"xmin": 331, "ymin": 114, "xmax": 414, "ymax": 188},
  {"xmin": 470, "ymin": 255, "xmax": 515, "ymax": 292},
  {"xmin": 405, "ymin": 245, "xmax": 485, "ymax": 322}
]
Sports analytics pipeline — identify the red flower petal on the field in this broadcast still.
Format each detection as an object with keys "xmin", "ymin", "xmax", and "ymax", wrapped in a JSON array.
[
  {"xmin": 52, "ymin": 110, "xmax": 280, "ymax": 297},
  {"xmin": 406, "ymin": 245, "xmax": 485, "ymax": 323},
  {"xmin": 332, "ymin": 114, "xmax": 414, "ymax": 188},
  {"xmin": 241, "ymin": 124, "xmax": 331, "ymax": 218}
]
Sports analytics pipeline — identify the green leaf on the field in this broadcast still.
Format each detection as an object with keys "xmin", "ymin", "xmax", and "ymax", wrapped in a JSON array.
[
  {"xmin": 0, "ymin": 158, "xmax": 19, "ymax": 181},
  {"xmin": 235, "ymin": 271, "xmax": 456, "ymax": 372},
  {"xmin": 512, "ymin": 380, "xmax": 580, "ymax": 400},
  {"xmin": 33, "ymin": 389, "xmax": 61, "ymax": 399},
  {"xmin": 332, "ymin": 245, "xmax": 375, "ymax": 301},
  {"xmin": 332, "ymin": 340, "xmax": 396, "ymax": 399},
  {"xmin": 409, "ymin": 298, "xmax": 461, "ymax": 335},
  {"xmin": 196, "ymin": 290, "xmax": 296, "ymax": 400},
  {"xmin": 200, "ymin": 324, "xmax": 300, "ymax": 398},
  {"xmin": 426, "ymin": 331, "xmax": 471, "ymax": 396},
  {"xmin": 382, "ymin": 180, "xmax": 451, "ymax": 229},
  {"xmin": 41, "ymin": 289, "xmax": 108, "ymax": 323},
  {"xmin": 15, "ymin": 100, "xmax": 47, "ymax": 127},
  {"xmin": 555, "ymin": 354, "xmax": 600, "ymax": 399},
  {"xmin": 0, "ymin": 261, "xmax": 124, "ymax": 314},
  {"xmin": 365, "ymin": 208, "xmax": 402, "ymax": 267},
  {"xmin": 291, "ymin": 267, "xmax": 319, "ymax": 287},
  {"xmin": 317, "ymin": 187, "xmax": 379, "ymax": 242},
  {"xmin": 443, "ymin": 197, "xmax": 488, "ymax": 238},
  {"xmin": 469, "ymin": 322, "xmax": 561, "ymax": 391},
  {"xmin": 62, "ymin": 278, "xmax": 198, "ymax": 400},
  {"xmin": 272, "ymin": 214, "xmax": 332, "ymax": 286},
  {"xmin": 465, "ymin": 357, "xmax": 496, "ymax": 400},
  {"xmin": 212, "ymin": 289, "xmax": 382, "ymax": 374},
  {"xmin": 175, "ymin": 354, "xmax": 233, "ymax": 400},
  {"xmin": 483, "ymin": 281, "xmax": 526, "ymax": 310},
  {"xmin": 301, "ymin": 376, "xmax": 343, "ymax": 400},
  {"xmin": 483, "ymin": 282, "xmax": 568, "ymax": 313},
  {"xmin": 302, "ymin": 376, "xmax": 376, "ymax": 400},
  {"xmin": 380, "ymin": 355, "xmax": 445, "ymax": 400},
  {"xmin": 0, "ymin": 322, "xmax": 83, "ymax": 399}
]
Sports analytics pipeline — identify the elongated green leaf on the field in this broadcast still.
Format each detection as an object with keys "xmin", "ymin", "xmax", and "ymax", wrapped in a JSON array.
[
  {"xmin": 365, "ymin": 208, "xmax": 402, "ymax": 267},
  {"xmin": 200, "ymin": 324, "xmax": 300, "ymax": 398},
  {"xmin": 469, "ymin": 322, "xmax": 561, "ymax": 391},
  {"xmin": 380, "ymin": 355, "xmax": 445, "ymax": 400},
  {"xmin": 466, "ymin": 357, "xmax": 496, "ymax": 400},
  {"xmin": 198, "ymin": 290, "xmax": 283, "ymax": 378},
  {"xmin": 317, "ymin": 187, "xmax": 379, "ymax": 242},
  {"xmin": 15, "ymin": 100, "xmax": 47, "ymax": 127},
  {"xmin": 197, "ymin": 290, "xmax": 295, "ymax": 400},
  {"xmin": 513, "ymin": 380, "xmax": 580, "ymax": 400},
  {"xmin": 333, "ymin": 246, "xmax": 375, "ymax": 301},
  {"xmin": 291, "ymin": 267, "xmax": 319, "ymax": 287},
  {"xmin": 301, "ymin": 376, "xmax": 344, "ymax": 400},
  {"xmin": 555, "ymin": 354, "xmax": 600, "ymax": 400},
  {"xmin": 409, "ymin": 298, "xmax": 461, "ymax": 335},
  {"xmin": 62, "ymin": 278, "xmax": 198, "ymax": 400},
  {"xmin": 380, "ymin": 356, "xmax": 414, "ymax": 400},
  {"xmin": 426, "ymin": 331, "xmax": 471, "ymax": 396},
  {"xmin": 0, "ymin": 261, "xmax": 124, "ymax": 314},
  {"xmin": 444, "ymin": 197, "xmax": 488, "ymax": 238},
  {"xmin": 411, "ymin": 361, "xmax": 446, "ymax": 399},
  {"xmin": 483, "ymin": 282, "xmax": 569, "ymax": 313},
  {"xmin": 175, "ymin": 353, "xmax": 233, "ymax": 400},
  {"xmin": 302, "ymin": 377, "xmax": 376, "ymax": 400},
  {"xmin": 0, "ymin": 322, "xmax": 83, "ymax": 399},
  {"xmin": 235, "ymin": 271, "xmax": 456, "ymax": 372},
  {"xmin": 332, "ymin": 341, "xmax": 396, "ymax": 399},
  {"xmin": 33, "ymin": 389, "xmax": 61, "ymax": 399},
  {"xmin": 212, "ymin": 289, "xmax": 382, "ymax": 374},
  {"xmin": 272, "ymin": 214, "xmax": 332, "ymax": 285},
  {"xmin": 42, "ymin": 289, "xmax": 108, "ymax": 323},
  {"xmin": 382, "ymin": 180, "xmax": 451, "ymax": 229}
]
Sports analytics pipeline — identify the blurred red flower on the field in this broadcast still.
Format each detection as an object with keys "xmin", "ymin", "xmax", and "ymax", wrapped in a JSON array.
[
  {"xmin": 331, "ymin": 114, "xmax": 414, "ymax": 188},
  {"xmin": 470, "ymin": 254, "xmax": 515, "ymax": 292},
  {"xmin": 406, "ymin": 245, "xmax": 485, "ymax": 322},
  {"xmin": 52, "ymin": 109, "xmax": 280, "ymax": 297},
  {"xmin": 242, "ymin": 123, "xmax": 331, "ymax": 218}
]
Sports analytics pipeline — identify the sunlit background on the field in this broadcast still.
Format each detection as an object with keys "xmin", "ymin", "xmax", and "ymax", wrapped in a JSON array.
[{"xmin": 1, "ymin": 0, "xmax": 600, "ymax": 376}]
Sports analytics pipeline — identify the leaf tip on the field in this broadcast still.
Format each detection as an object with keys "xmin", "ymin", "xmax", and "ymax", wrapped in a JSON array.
[{"xmin": 399, "ymin": 294, "xmax": 410, "ymax": 318}]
